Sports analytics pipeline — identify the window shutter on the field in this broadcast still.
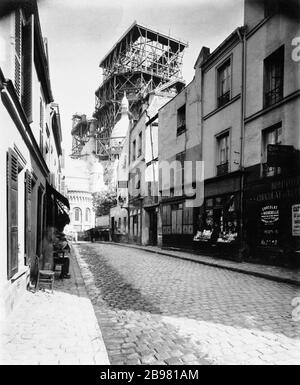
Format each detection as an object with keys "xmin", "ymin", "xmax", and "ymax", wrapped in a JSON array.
[
  {"xmin": 24, "ymin": 171, "xmax": 32, "ymax": 266},
  {"xmin": 22, "ymin": 16, "xmax": 33, "ymax": 122},
  {"xmin": 14, "ymin": 10, "xmax": 22, "ymax": 100},
  {"xmin": 7, "ymin": 149, "xmax": 19, "ymax": 279}
]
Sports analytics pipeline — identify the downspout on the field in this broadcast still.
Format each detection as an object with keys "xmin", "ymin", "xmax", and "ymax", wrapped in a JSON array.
[{"xmin": 237, "ymin": 27, "xmax": 247, "ymax": 260}]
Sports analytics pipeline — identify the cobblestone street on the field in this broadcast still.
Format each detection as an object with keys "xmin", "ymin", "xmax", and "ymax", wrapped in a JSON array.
[{"xmin": 75, "ymin": 242, "xmax": 300, "ymax": 365}]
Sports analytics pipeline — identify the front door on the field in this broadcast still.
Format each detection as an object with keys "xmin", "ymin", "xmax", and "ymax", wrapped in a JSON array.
[{"xmin": 149, "ymin": 210, "xmax": 157, "ymax": 246}]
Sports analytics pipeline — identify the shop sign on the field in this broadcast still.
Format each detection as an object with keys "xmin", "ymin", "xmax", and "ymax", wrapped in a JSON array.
[
  {"xmin": 292, "ymin": 204, "xmax": 300, "ymax": 237},
  {"xmin": 260, "ymin": 204, "xmax": 279, "ymax": 247},
  {"xmin": 267, "ymin": 144, "xmax": 294, "ymax": 167}
]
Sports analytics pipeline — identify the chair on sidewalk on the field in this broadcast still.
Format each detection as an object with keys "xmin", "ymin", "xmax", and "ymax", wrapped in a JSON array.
[
  {"xmin": 35, "ymin": 255, "xmax": 55, "ymax": 293},
  {"xmin": 53, "ymin": 251, "xmax": 65, "ymax": 277}
]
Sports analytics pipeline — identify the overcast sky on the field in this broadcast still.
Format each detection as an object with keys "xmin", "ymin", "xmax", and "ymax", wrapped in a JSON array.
[{"xmin": 38, "ymin": 0, "xmax": 244, "ymax": 170}]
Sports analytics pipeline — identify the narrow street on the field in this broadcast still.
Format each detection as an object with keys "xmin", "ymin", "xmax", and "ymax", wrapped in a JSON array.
[{"xmin": 74, "ymin": 242, "xmax": 300, "ymax": 365}]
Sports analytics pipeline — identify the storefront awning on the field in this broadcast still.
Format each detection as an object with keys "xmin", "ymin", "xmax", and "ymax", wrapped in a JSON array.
[{"xmin": 46, "ymin": 182, "xmax": 70, "ymax": 209}]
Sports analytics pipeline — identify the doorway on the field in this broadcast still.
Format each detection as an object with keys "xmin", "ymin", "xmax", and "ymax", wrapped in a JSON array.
[{"xmin": 149, "ymin": 209, "xmax": 157, "ymax": 246}]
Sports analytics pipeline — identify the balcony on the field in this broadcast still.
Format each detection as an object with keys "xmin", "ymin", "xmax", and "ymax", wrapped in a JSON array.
[
  {"xmin": 177, "ymin": 124, "xmax": 186, "ymax": 136},
  {"xmin": 264, "ymin": 87, "xmax": 283, "ymax": 108},
  {"xmin": 217, "ymin": 91, "xmax": 230, "ymax": 108},
  {"xmin": 217, "ymin": 162, "xmax": 229, "ymax": 177}
]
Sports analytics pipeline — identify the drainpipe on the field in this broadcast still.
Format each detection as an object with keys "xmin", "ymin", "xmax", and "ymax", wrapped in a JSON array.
[{"xmin": 237, "ymin": 27, "xmax": 247, "ymax": 260}]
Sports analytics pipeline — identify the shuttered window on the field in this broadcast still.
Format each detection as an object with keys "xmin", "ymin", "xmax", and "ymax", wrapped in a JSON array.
[
  {"xmin": 22, "ymin": 16, "xmax": 33, "ymax": 122},
  {"xmin": 15, "ymin": 10, "xmax": 22, "ymax": 100},
  {"xmin": 7, "ymin": 149, "xmax": 19, "ymax": 279},
  {"xmin": 24, "ymin": 171, "xmax": 32, "ymax": 266}
]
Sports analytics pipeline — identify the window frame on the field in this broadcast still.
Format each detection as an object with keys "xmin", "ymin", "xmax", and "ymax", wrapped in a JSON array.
[
  {"xmin": 216, "ymin": 130, "xmax": 230, "ymax": 176},
  {"xmin": 261, "ymin": 122, "xmax": 283, "ymax": 177},
  {"xmin": 177, "ymin": 104, "xmax": 186, "ymax": 136},
  {"xmin": 216, "ymin": 56, "xmax": 232, "ymax": 108},
  {"xmin": 263, "ymin": 45, "xmax": 284, "ymax": 108}
]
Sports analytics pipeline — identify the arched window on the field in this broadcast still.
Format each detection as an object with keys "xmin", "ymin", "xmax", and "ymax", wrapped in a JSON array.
[
  {"xmin": 74, "ymin": 207, "xmax": 81, "ymax": 222},
  {"xmin": 85, "ymin": 208, "xmax": 91, "ymax": 222}
]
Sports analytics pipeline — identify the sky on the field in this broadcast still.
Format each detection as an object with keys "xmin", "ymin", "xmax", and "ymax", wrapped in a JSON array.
[{"xmin": 38, "ymin": 0, "xmax": 244, "ymax": 172}]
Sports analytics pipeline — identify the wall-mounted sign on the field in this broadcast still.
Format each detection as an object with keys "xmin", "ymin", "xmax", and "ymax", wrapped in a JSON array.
[
  {"xmin": 267, "ymin": 144, "xmax": 294, "ymax": 167},
  {"xmin": 260, "ymin": 204, "xmax": 280, "ymax": 247},
  {"xmin": 292, "ymin": 204, "xmax": 300, "ymax": 237}
]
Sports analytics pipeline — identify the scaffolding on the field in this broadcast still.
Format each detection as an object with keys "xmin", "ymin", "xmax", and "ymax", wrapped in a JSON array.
[
  {"xmin": 70, "ymin": 22, "xmax": 187, "ymax": 161},
  {"xmin": 93, "ymin": 21, "xmax": 187, "ymax": 160},
  {"xmin": 70, "ymin": 114, "xmax": 90, "ymax": 158}
]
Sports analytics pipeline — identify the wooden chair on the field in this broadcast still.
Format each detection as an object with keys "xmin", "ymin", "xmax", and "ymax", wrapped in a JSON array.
[
  {"xmin": 53, "ymin": 251, "xmax": 65, "ymax": 278},
  {"xmin": 35, "ymin": 255, "xmax": 55, "ymax": 293}
]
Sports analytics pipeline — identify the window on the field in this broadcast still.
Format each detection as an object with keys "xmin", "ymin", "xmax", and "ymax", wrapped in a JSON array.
[
  {"xmin": 177, "ymin": 105, "xmax": 186, "ymax": 136},
  {"xmin": 138, "ymin": 131, "xmax": 142, "ymax": 157},
  {"xmin": 85, "ymin": 208, "xmax": 90, "ymax": 222},
  {"xmin": 7, "ymin": 149, "xmax": 19, "ymax": 279},
  {"xmin": 217, "ymin": 59, "xmax": 231, "ymax": 107},
  {"xmin": 123, "ymin": 217, "xmax": 127, "ymax": 231},
  {"xmin": 217, "ymin": 132, "xmax": 229, "ymax": 176},
  {"xmin": 15, "ymin": 10, "xmax": 33, "ymax": 121},
  {"xmin": 262, "ymin": 123, "xmax": 282, "ymax": 177},
  {"xmin": 175, "ymin": 151, "xmax": 185, "ymax": 189},
  {"xmin": 264, "ymin": 46, "xmax": 284, "ymax": 108},
  {"xmin": 74, "ymin": 207, "xmax": 81, "ymax": 222},
  {"xmin": 132, "ymin": 140, "xmax": 136, "ymax": 161}
]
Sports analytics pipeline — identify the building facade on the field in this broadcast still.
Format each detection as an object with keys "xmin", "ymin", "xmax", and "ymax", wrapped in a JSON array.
[
  {"xmin": 242, "ymin": 0, "xmax": 300, "ymax": 265},
  {"xmin": 158, "ymin": 73, "xmax": 202, "ymax": 250},
  {"xmin": 0, "ymin": 1, "xmax": 68, "ymax": 319},
  {"xmin": 157, "ymin": 0, "xmax": 300, "ymax": 266}
]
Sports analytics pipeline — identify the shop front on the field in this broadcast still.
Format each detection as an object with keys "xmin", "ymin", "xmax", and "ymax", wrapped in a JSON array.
[
  {"xmin": 244, "ymin": 173, "xmax": 300, "ymax": 267},
  {"xmin": 193, "ymin": 193, "xmax": 240, "ymax": 257},
  {"xmin": 192, "ymin": 172, "xmax": 242, "ymax": 258},
  {"xmin": 161, "ymin": 198, "xmax": 196, "ymax": 249}
]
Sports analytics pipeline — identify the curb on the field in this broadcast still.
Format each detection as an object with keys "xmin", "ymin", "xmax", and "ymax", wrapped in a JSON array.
[
  {"xmin": 91, "ymin": 241, "xmax": 300, "ymax": 287},
  {"xmin": 70, "ymin": 245, "xmax": 110, "ymax": 365}
]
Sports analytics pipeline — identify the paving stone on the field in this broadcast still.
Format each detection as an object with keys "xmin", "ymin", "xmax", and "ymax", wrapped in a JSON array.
[{"xmin": 73, "ymin": 243, "xmax": 300, "ymax": 366}]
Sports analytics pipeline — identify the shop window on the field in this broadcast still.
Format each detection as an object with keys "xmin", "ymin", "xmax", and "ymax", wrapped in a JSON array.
[
  {"xmin": 194, "ymin": 195, "xmax": 239, "ymax": 243},
  {"xmin": 216, "ymin": 132, "xmax": 229, "ymax": 176},
  {"xmin": 217, "ymin": 58, "xmax": 231, "ymax": 108},
  {"xmin": 264, "ymin": 46, "xmax": 284, "ymax": 108},
  {"xmin": 162, "ymin": 205, "xmax": 172, "ymax": 234},
  {"xmin": 183, "ymin": 206, "xmax": 194, "ymax": 234},
  {"xmin": 262, "ymin": 124, "xmax": 282, "ymax": 177},
  {"xmin": 177, "ymin": 105, "xmax": 186, "ymax": 136}
]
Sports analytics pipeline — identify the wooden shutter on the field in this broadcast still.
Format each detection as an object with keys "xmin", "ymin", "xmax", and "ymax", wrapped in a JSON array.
[
  {"xmin": 24, "ymin": 171, "xmax": 32, "ymax": 266},
  {"xmin": 7, "ymin": 149, "xmax": 19, "ymax": 279},
  {"xmin": 14, "ymin": 10, "xmax": 22, "ymax": 100},
  {"xmin": 22, "ymin": 16, "xmax": 33, "ymax": 122}
]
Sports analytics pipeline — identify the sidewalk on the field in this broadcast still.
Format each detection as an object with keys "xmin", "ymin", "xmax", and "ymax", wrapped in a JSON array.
[
  {"xmin": 0, "ymin": 248, "xmax": 110, "ymax": 365},
  {"xmin": 96, "ymin": 241, "xmax": 300, "ymax": 286}
]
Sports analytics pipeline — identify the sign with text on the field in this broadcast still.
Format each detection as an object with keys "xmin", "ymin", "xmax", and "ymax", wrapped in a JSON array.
[
  {"xmin": 292, "ymin": 204, "xmax": 300, "ymax": 237},
  {"xmin": 260, "ymin": 204, "xmax": 280, "ymax": 247}
]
